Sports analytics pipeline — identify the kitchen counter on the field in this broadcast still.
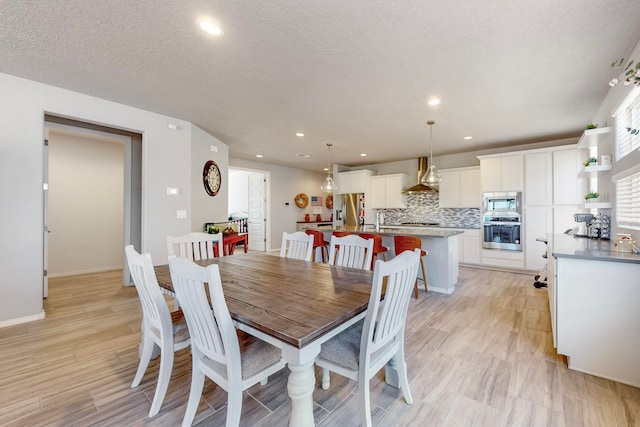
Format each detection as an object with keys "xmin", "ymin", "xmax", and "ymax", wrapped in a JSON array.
[
  {"xmin": 550, "ymin": 233, "xmax": 640, "ymax": 264},
  {"xmin": 331, "ymin": 225, "xmax": 464, "ymax": 238},
  {"xmin": 320, "ymin": 226, "xmax": 461, "ymax": 294},
  {"xmin": 547, "ymin": 233, "xmax": 640, "ymax": 387}
]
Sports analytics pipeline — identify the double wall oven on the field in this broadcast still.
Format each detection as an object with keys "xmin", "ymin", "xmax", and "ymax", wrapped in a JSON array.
[{"xmin": 482, "ymin": 191, "xmax": 522, "ymax": 251}]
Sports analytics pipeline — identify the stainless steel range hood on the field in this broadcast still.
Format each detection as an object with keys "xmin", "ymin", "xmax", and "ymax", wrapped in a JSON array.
[{"xmin": 402, "ymin": 157, "xmax": 438, "ymax": 193}]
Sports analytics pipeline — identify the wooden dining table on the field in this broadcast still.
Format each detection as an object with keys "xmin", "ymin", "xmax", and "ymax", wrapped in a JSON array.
[{"xmin": 154, "ymin": 252, "xmax": 376, "ymax": 426}]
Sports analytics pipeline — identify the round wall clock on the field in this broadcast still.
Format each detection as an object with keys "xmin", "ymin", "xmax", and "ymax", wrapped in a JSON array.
[{"xmin": 203, "ymin": 160, "xmax": 221, "ymax": 196}]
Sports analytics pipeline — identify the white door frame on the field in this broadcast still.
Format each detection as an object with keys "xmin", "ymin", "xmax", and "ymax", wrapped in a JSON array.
[{"xmin": 229, "ymin": 166, "xmax": 271, "ymax": 252}]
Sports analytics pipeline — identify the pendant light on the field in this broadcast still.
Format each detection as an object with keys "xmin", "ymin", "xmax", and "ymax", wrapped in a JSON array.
[
  {"xmin": 320, "ymin": 143, "xmax": 338, "ymax": 193},
  {"xmin": 421, "ymin": 120, "xmax": 441, "ymax": 188}
]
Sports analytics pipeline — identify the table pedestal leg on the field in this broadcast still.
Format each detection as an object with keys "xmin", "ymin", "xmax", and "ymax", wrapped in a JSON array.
[{"xmin": 286, "ymin": 361, "xmax": 316, "ymax": 426}]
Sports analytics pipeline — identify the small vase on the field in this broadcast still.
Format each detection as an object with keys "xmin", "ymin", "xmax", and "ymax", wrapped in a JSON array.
[
  {"xmin": 304, "ymin": 214, "xmax": 310, "ymax": 222},
  {"xmin": 316, "ymin": 214, "xmax": 322, "ymax": 222}
]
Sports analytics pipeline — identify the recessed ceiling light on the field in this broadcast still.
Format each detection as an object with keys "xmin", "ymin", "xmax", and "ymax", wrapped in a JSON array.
[
  {"xmin": 323, "ymin": 167, "xmax": 329, "ymax": 171},
  {"xmin": 464, "ymin": 136, "xmax": 473, "ymax": 140},
  {"xmin": 200, "ymin": 20, "xmax": 222, "ymax": 36},
  {"xmin": 255, "ymin": 154, "xmax": 263, "ymax": 158},
  {"xmin": 428, "ymin": 98, "xmax": 441, "ymax": 106},
  {"xmin": 296, "ymin": 153, "xmax": 311, "ymax": 158},
  {"xmin": 360, "ymin": 153, "xmax": 367, "ymax": 157},
  {"xmin": 296, "ymin": 132, "xmax": 304, "ymax": 137}
]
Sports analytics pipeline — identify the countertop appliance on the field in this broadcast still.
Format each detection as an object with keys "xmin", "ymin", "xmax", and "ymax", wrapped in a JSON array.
[
  {"xmin": 335, "ymin": 193, "xmax": 365, "ymax": 227},
  {"xmin": 572, "ymin": 213, "xmax": 593, "ymax": 237},
  {"xmin": 482, "ymin": 191, "xmax": 522, "ymax": 251},
  {"xmin": 588, "ymin": 213, "xmax": 610, "ymax": 240}
]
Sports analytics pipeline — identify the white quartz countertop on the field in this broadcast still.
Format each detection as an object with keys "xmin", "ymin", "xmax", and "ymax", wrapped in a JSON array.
[
  {"xmin": 550, "ymin": 233, "xmax": 640, "ymax": 264},
  {"xmin": 325, "ymin": 226, "xmax": 464, "ymax": 238}
]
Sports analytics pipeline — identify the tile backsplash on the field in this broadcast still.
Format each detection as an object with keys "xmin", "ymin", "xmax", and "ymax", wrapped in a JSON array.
[{"xmin": 382, "ymin": 192, "xmax": 481, "ymax": 229}]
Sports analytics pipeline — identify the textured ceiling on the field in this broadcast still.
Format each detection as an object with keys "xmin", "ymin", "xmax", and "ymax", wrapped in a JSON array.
[{"xmin": 1, "ymin": 0, "xmax": 640, "ymax": 171}]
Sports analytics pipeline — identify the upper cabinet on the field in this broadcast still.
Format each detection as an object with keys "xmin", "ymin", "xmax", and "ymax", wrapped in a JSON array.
[
  {"xmin": 438, "ymin": 167, "xmax": 481, "ymax": 208},
  {"xmin": 478, "ymin": 154, "xmax": 524, "ymax": 192},
  {"xmin": 525, "ymin": 151, "xmax": 553, "ymax": 205},
  {"xmin": 335, "ymin": 170, "xmax": 375, "ymax": 194},
  {"xmin": 553, "ymin": 148, "xmax": 586, "ymax": 205},
  {"xmin": 370, "ymin": 174, "xmax": 407, "ymax": 208}
]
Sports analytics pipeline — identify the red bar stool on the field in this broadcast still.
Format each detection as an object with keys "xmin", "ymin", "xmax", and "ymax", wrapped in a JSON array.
[
  {"xmin": 393, "ymin": 235, "xmax": 428, "ymax": 298},
  {"xmin": 332, "ymin": 231, "xmax": 352, "ymax": 237},
  {"xmin": 359, "ymin": 233, "xmax": 389, "ymax": 270},
  {"xmin": 305, "ymin": 229, "xmax": 330, "ymax": 262}
]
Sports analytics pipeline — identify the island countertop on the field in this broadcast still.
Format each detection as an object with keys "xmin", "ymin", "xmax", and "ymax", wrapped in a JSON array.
[
  {"xmin": 326, "ymin": 225, "xmax": 464, "ymax": 238},
  {"xmin": 550, "ymin": 233, "xmax": 640, "ymax": 264}
]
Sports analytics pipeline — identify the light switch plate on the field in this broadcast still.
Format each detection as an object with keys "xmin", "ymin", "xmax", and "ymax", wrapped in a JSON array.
[{"xmin": 176, "ymin": 210, "xmax": 187, "ymax": 219}]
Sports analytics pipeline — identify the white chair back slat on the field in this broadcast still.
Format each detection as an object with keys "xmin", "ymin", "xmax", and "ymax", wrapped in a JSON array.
[
  {"xmin": 168, "ymin": 256, "xmax": 239, "ymax": 366},
  {"xmin": 125, "ymin": 246, "xmax": 171, "ymax": 340},
  {"xmin": 167, "ymin": 232, "xmax": 223, "ymax": 261},
  {"xmin": 280, "ymin": 232, "xmax": 314, "ymax": 261},
  {"xmin": 328, "ymin": 234, "xmax": 374, "ymax": 270},
  {"xmin": 365, "ymin": 249, "xmax": 420, "ymax": 357}
]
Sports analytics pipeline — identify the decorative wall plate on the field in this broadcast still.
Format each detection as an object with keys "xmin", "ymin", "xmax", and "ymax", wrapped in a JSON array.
[
  {"xmin": 326, "ymin": 194, "xmax": 333, "ymax": 209},
  {"xmin": 294, "ymin": 193, "xmax": 309, "ymax": 208}
]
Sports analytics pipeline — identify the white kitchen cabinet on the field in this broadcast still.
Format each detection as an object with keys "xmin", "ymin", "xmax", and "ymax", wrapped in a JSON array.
[
  {"xmin": 524, "ymin": 206, "xmax": 552, "ymax": 270},
  {"xmin": 553, "ymin": 206, "xmax": 579, "ymax": 235},
  {"xmin": 479, "ymin": 154, "xmax": 523, "ymax": 192},
  {"xmin": 335, "ymin": 170, "xmax": 374, "ymax": 194},
  {"xmin": 525, "ymin": 151, "xmax": 552, "ymax": 205},
  {"xmin": 481, "ymin": 248, "xmax": 524, "ymax": 269},
  {"xmin": 459, "ymin": 229, "xmax": 481, "ymax": 265},
  {"xmin": 553, "ymin": 148, "xmax": 586, "ymax": 205},
  {"xmin": 370, "ymin": 174, "xmax": 407, "ymax": 208},
  {"xmin": 438, "ymin": 167, "xmax": 480, "ymax": 208}
]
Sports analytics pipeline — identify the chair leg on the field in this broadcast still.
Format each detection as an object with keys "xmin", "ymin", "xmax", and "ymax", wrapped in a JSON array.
[
  {"xmin": 358, "ymin": 375, "xmax": 373, "ymax": 427},
  {"xmin": 148, "ymin": 344, "xmax": 174, "ymax": 417},
  {"xmin": 413, "ymin": 280, "xmax": 419, "ymax": 299},
  {"xmin": 132, "ymin": 331, "xmax": 154, "ymax": 388},
  {"xmin": 227, "ymin": 378, "xmax": 243, "ymax": 427},
  {"xmin": 394, "ymin": 351, "xmax": 413, "ymax": 405},
  {"xmin": 321, "ymin": 368, "xmax": 331, "ymax": 390},
  {"xmin": 420, "ymin": 258, "xmax": 428, "ymax": 294},
  {"xmin": 181, "ymin": 360, "xmax": 205, "ymax": 427},
  {"xmin": 322, "ymin": 246, "xmax": 329, "ymax": 263}
]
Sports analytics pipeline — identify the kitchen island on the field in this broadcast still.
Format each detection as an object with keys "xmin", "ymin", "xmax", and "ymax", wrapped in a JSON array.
[
  {"xmin": 320, "ymin": 226, "xmax": 463, "ymax": 294},
  {"xmin": 548, "ymin": 233, "xmax": 640, "ymax": 387}
]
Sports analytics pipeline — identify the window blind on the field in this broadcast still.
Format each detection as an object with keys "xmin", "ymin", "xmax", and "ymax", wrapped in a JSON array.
[
  {"xmin": 615, "ymin": 87, "xmax": 640, "ymax": 160},
  {"xmin": 616, "ymin": 170, "xmax": 640, "ymax": 229}
]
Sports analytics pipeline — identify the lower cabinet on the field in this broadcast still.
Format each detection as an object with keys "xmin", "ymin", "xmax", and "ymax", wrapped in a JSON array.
[
  {"xmin": 459, "ymin": 229, "xmax": 481, "ymax": 265},
  {"xmin": 524, "ymin": 206, "xmax": 552, "ymax": 271},
  {"xmin": 481, "ymin": 248, "xmax": 524, "ymax": 269}
]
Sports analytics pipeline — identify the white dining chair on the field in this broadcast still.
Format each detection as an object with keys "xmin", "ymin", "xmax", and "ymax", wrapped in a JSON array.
[
  {"xmin": 168, "ymin": 256, "xmax": 286, "ymax": 427},
  {"xmin": 328, "ymin": 234, "xmax": 375, "ymax": 270},
  {"xmin": 279, "ymin": 231, "xmax": 314, "ymax": 261},
  {"xmin": 315, "ymin": 248, "xmax": 421, "ymax": 427},
  {"xmin": 124, "ymin": 245, "xmax": 191, "ymax": 417},
  {"xmin": 167, "ymin": 231, "xmax": 224, "ymax": 261}
]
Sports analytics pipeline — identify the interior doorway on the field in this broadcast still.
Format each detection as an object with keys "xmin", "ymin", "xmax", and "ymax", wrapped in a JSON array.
[
  {"xmin": 228, "ymin": 167, "xmax": 270, "ymax": 251},
  {"xmin": 43, "ymin": 115, "xmax": 142, "ymax": 297}
]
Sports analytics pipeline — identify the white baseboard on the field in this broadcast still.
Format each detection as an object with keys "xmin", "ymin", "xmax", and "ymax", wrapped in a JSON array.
[
  {"xmin": 48, "ymin": 265, "xmax": 122, "ymax": 278},
  {"xmin": 0, "ymin": 310, "xmax": 45, "ymax": 329}
]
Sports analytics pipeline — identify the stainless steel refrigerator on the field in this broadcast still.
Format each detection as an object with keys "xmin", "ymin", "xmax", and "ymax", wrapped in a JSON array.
[{"xmin": 335, "ymin": 193, "xmax": 364, "ymax": 227}]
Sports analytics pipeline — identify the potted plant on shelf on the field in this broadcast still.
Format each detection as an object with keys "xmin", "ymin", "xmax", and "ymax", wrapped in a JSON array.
[
  {"xmin": 585, "ymin": 192, "xmax": 600, "ymax": 203},
  {"xmin": 583, "ymin": 157, "xmax": 598, "ymax": 167},
  {"xmin": 585, "ymin": 123, "xmax": 598, "ymax": 130}
]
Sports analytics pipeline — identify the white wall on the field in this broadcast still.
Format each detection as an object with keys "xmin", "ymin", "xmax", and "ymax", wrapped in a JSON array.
[
  {"xmin": 591, "ymin": 39, "xmax": 640, "ymax": 241},
  {"xmin": 190, "ymin": 124, "xmax": 229, "ymax": 231},
  {"xmin": 48, "ymin": 130, "xmax": 124, "ymax": 276},
  {"xmin": 0, "ymin": 72, "xmax": 227, "ymax": 325},
  {"xmin": 229, "ymin": 157, "xmax": 328, "ymax": 251}
]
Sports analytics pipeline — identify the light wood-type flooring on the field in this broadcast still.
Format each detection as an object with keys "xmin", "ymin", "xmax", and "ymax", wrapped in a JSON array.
[{"xmin": 1, "ymin": 266, "xmax": 638, "ymax": 426}]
